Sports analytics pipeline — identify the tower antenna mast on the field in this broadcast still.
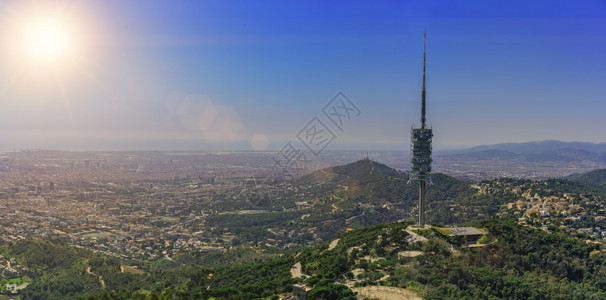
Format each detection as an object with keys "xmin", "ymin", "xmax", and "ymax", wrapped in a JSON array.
[{"xmin": 421, "ymin": 33, "xmax": 426, "ymax": 129}]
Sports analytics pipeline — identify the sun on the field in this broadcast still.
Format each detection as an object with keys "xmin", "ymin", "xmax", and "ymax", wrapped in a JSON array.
[
  {"xmin": 23, "ymin": 16, "xmax": 73, "ymax": 67},
  {"xmin": 0, "ymin": 1, "xmax": 94, "ymax": 77}
]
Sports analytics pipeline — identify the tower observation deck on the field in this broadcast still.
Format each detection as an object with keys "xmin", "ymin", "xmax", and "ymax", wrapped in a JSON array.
[{"xmin": 410, "ymin": 34, "xmax": 433, "ymax": 227}]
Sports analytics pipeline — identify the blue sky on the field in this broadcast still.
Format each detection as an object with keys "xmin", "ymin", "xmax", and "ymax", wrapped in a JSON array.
[{"xmin": 0, "ymin": 0, "xmax": 604, "ymax": 150}]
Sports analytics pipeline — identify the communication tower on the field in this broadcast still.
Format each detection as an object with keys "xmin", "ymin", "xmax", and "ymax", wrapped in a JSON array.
[{"xmin": 410, "ymin": 34, "xmax": 433, "ymax": 227}]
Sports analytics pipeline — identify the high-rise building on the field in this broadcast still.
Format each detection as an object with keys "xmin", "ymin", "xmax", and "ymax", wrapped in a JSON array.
[{"xmin": 410, "ymin": 34, "xmax": 433, "ymax": 227}]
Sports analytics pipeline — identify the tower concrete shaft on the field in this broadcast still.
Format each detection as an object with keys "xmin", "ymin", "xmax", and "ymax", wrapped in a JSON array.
[{"xmin": 419, "ymin": 181, "xmax": 426, "ymax": 226}]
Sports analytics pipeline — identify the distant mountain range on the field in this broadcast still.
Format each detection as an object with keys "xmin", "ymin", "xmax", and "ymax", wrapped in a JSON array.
[
  {"xmin": 463, "ymin": 140, "xmax": 606, "ymax": 154},
  {"xmin": 441, "ymin": 140, "xmax": 606, "ymax": 156},
  {"xmin": 437, "ymin": 140, "xmax": 606, "ymax": 169}
]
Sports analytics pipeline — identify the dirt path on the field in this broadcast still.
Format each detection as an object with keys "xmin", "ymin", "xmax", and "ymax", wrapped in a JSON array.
[
  {"xmin": 86, "ymin": 265, "xmax": 105, "ymax": 288},
  {"xmin": 353, "ymin": 286, "xmax": 422, "ymax": 300},
  {"xmin": 398, "ymin": 250, "xmax": 423, "ymax": 258},
  {"xmin": 290, "ymin": 262, "xmax": 303, "ymax": 278},
  {"xmin": 328, "ymin": 238, "xmax": 340, "ymax": 250}
]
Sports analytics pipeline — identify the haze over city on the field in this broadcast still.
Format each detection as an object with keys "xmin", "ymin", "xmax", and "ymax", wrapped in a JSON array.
[
  {"xmin": 0, "ymin": 0, "xmax": 604, "ymax": 151},
  {"xmin": 4, "ymin": 1, "xmax": 606, "ymax": 299}
]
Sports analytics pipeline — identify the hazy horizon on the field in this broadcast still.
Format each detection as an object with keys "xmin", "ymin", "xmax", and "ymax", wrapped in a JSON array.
[{"xmin": 1, "ymin": 138, "xmax": 605, "ymax": 153}]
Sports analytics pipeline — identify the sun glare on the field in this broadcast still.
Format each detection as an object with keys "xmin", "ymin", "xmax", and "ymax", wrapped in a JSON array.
[
  {"xmin": 0, "ymin": 1, "xmax": 95, "ymax": 81},
  {"xmin": 23, "ymin": 17, "xmax": 73, "ymax": 66}
]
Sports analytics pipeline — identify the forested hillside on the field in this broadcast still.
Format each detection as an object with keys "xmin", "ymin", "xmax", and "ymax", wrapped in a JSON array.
[
  {"xmin": 569, "ymin": 169, "xmax": 606, "ymax": 186},
  {"xmin": 10, "ymin": 217, "xmax": 606, "ymax": 299}
]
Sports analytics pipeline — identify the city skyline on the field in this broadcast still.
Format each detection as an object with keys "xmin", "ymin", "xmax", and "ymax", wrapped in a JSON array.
[{"xmin": 0, "ymin": 0, "xmax": 605, "ymax": 151}]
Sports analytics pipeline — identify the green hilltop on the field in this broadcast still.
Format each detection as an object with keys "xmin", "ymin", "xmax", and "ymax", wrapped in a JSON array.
[
  {"xmin": 296, "ymin": 158, "xmax": 400, "ymax": 186},
  {"xmin": 294, "ymin": 159, "xmax": 478, "ymax": 226},
  {"xmin": 569, "ymin": 169, "xmax": 606, "ymax": 186}
]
